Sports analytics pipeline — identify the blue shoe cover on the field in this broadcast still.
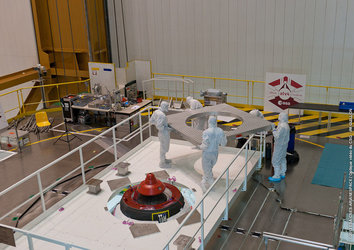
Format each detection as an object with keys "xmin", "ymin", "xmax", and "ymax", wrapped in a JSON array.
[
  {"xmin": 280, "ymin": 175, "xmax": 285, "ymax": 179},
  {"xmin": 268, "ymin": 176, "xmax": 281, "ymax": 182}
]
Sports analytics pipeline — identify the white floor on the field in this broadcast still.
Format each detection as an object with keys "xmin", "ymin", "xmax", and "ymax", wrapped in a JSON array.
[{"xmin": 6, "ymin": 138, "xmax": 260, "ymax": 250}]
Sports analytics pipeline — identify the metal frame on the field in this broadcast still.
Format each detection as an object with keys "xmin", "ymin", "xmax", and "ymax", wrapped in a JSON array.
[
  {"xmin": 167, "ymin": 103, "xmax": 273, "ymax": 145},
  {"xmin": 262, "ymin": 232, "xmax": 335, "ymax": 249}
]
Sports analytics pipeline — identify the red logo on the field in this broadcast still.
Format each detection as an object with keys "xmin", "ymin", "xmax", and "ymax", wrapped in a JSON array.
[{"xmin": 268, "ymin": 76, "xmax": 303, "ymax": 110}]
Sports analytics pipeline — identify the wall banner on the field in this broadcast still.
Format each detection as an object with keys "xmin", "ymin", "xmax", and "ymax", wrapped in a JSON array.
[{"xmin": 264, "ymin": 72, "xmax": 306, "ymax": 114}]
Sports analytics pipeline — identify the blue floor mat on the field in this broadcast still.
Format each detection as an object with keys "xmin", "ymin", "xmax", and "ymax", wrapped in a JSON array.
[{"xmin": 312, "ymin": 143, "xmax": 350, "ymax": 189}]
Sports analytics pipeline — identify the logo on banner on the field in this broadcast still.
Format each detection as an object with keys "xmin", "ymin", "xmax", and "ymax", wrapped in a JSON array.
[{"xmin": 267, "ymin": 76, "xmax": 303, "ymax": 110}]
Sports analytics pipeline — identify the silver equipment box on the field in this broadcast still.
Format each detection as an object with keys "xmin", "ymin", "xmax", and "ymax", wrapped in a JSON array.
[{"xmin": 200, "ymin": 89, "xmax": 227, "ymax": 106}]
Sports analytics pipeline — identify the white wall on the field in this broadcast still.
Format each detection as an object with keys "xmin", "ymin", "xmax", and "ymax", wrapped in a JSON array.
[
  {"xmin": 0, "ymin": 0, "xmax": 38, "ymax": 76},
  {"xmin": 118, "ymin": 0, "xmax": 354, "ymax": 105},
  {"xmin": 107, "ymin": 0, "xmax": 128, "ymax": 68},
  {"xmin": 0, "ymin": 0, "xmax": 39, "ymax": 119}
]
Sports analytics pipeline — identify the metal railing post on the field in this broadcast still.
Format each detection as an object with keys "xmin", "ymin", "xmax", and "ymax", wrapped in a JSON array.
[
  {"xmin": 148, "ymin": 107, "xmax": 152, "ymax": 137},
  {"xmin": 36, "ymin": 173, "xmax": 46, "ymax": 212},
  {"xmin": 201, "ymin": 200, "xmax": 205, "ymax": 250},
  {"xmin": 182, "ymin": 76, "xmax": 185, "ymax": 98},
  {"xmin": 79, "ymin": 148, "xmax": 86, "ymax": 184},
  {"xmin": 326, "ymin": 87, "xmax": 329, "ymax": 104},
  {"xmin": 167, "ymin": 80, "xmax": 170, "ymax": 99},
  {"xmin": 264, "ymin": 237, "xmax": 268, "ymax": 250},
  {"xmin": 152, "ymin": 73, "xmax": 156, "ymax": 97},
  {"xmin": 27, "ymin": 235, "xmax": 34, "ymax": 250},
  {"xmin": 139, "ymin": 113, "xmax": 143, "ymax": 143},
  {"xmin": 243, "ymin": 143, "xmax": 248, "ymax": 191},
  {"xmin": 251, "ymin": 81, "xmax": 254, "ymax": 105},
  {"xmin": 56, "ymin": 85, "xmax": 60, "ymax": 101},
  {"xmin": 65, "ymin": 244, "xmax": 71, "ymax": 250},
  {"xmin": 20, "ymin": 89, "xmax": 26, "ymax": 113},
  {"xmin": 247, "ymin": 81, "xmax": 250, "ymax": 105},
  {"xmin": 16, "ymin": 90, "xmax": 22, "ymax": 115},
  {"xmin": 257, "ymin": 132, "xmax": 263, "ymax": 170},
  {"xmin": 213, "ymin": 78, "xmax": 216, "ymax": 89},
  {"xmin": 263, "ymin": 131, "xmax": 266, "ymax": 158},
  {"xmin": 223, "ymin": 168, "xmax": 229, "ymax": 220},
  {"xmin": 39, "ymin": 77, "xmax": 47, "ymax": 109},
  {"xmin": 112, "ymin": 128, "xmax": 118, "ymax": 161}
]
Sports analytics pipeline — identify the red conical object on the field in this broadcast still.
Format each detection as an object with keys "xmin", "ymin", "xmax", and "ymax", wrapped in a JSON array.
[{"xmin": 137, "ymin": 173, "xmax": 166, "ymax": 196}]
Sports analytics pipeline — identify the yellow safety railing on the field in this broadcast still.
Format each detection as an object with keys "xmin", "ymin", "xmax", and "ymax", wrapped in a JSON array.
[
  {"xmin": 0, "ymin": 80, "xmax": 90, "ymax": 121},
  {"xmin": 152, "ymin": 72, "xmax": 354, "ymax": 105},
  {"xmin": 305, "ymin": 84, "xmax": 354, "ymax": 104},
  {"xmin": 3, "ymin": 64, "xmax": 353, "ymax": 120}
]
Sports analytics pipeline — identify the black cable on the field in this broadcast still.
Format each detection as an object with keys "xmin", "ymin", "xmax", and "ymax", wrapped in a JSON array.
[
  {"xmin": 15, "ymin": 196, "xmax": 41, "ymax": 228},
  {"xmin": 15, "ymin": 163, "xmax": 111, "ymax": 227},
  {"xmin": 52, "ymin": 163, "xmax": 110, "ymax": 187}
]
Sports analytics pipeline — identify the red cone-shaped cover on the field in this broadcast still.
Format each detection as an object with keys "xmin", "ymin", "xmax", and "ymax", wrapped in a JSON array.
[{"xmin": 137, "ymin": 173, "xmax": 166, "ymax": 196}]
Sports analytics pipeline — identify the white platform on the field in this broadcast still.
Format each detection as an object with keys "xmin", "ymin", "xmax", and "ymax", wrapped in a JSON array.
[{"xmin": 5, "ymin": 137, "xmax": 260, "ymax": 250}]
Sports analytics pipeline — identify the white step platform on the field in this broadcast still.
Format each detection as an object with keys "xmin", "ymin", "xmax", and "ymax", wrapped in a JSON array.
[{"xmin": 5, "ymin": 137, "xmax": 260, "ymax": 250}]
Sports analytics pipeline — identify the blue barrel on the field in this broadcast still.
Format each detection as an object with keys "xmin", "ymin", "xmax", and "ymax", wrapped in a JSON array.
[{"xmin": 287, "ymin": 124, "xmax": 296, "ymax": 153}]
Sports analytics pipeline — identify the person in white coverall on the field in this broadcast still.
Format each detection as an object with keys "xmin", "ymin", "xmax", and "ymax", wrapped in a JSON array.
[
  {"xmin": 249, "ymin": 109, "xmax": 266, "ymax": 150},
  {"xmin": 199, "ymin": 116, "xmax": 227, "ymax": 192},
  {"xmin": 268, "ymin": 112, "xmax": 290, "ymax": 182},
  {"xmin": 150, "ymin": 101, "xmax": 172, "ymax": 168},
  {"xmin": 249, "ymin": 109, "xmax": 264, "ymax": 119},
  {"xmin": 186, "ymin": 96, "xmax": 205, "ymax": 130},
  {"xmin": 249, "ymin": 109, "xmax": 276, "ymax": 131}
]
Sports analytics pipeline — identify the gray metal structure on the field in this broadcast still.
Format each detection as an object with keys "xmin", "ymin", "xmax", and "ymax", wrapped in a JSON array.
[{"xmin": 167, "ymin": 103, "xmax": 273, "ymax": 145}]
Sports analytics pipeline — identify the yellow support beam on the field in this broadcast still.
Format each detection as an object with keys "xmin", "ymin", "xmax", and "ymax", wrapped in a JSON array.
[
  {"xmin": 299, "ymin": 124, "xmax": 349, "ymax": 136},
  {"xmin": 295, "ymin": 117, "xmax": 347, "ymax": 130},
  {"xmin": 0, "ymin": 68, "xmax": 38, "ymax": 91}
]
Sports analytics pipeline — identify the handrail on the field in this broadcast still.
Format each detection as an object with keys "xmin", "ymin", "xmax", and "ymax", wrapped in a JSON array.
[
  {"xmin": 163, "ymin": 134, "xmax": 260, "ymax": 249},
  {"xmin": 152, "ymin": 72, "xmax": 354, "ymax": 106},
  {"xmin": 153, "ymin": 72, "xmax": 264, "ymax": 83},
  {"xmin": 0, "ymin": 105, "xmax": 155, "ymax": 249},
  {"xmin": 333, "ymin": 173, "xmax": 346, "ymax": 247},
  {"xmin": 0, "ymin": 80, "xmax": 90, "ymax": 98},
  {"xmin": 307, "ymin": 84, "xmax": 354, "ymax": 90},
  {"xmin": 153, "ymin": 72, "xmax": 354, "ymax": 91},
  {"xmin": 262, "ymin": 232, "xmax": 336, "ymax": 249},
  {"xmin": 0, "ymin": 223, "xmax": 88, "ymax": 250},
  {"xmin": 0, "ymin": 106, "xmax": 151, "ymax": 198},
  {"xmin": 0, "ymin": 105, "xmax": 154, "ymax": 216},
  {"xmin": 0, "ymin": 79, "xmax": 91, "ymax": 121}
]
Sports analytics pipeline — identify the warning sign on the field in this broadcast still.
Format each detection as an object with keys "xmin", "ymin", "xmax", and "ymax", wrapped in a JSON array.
[{"xmin": 264, "ymin": 73, "xmax": 306, "ymax": 114}]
